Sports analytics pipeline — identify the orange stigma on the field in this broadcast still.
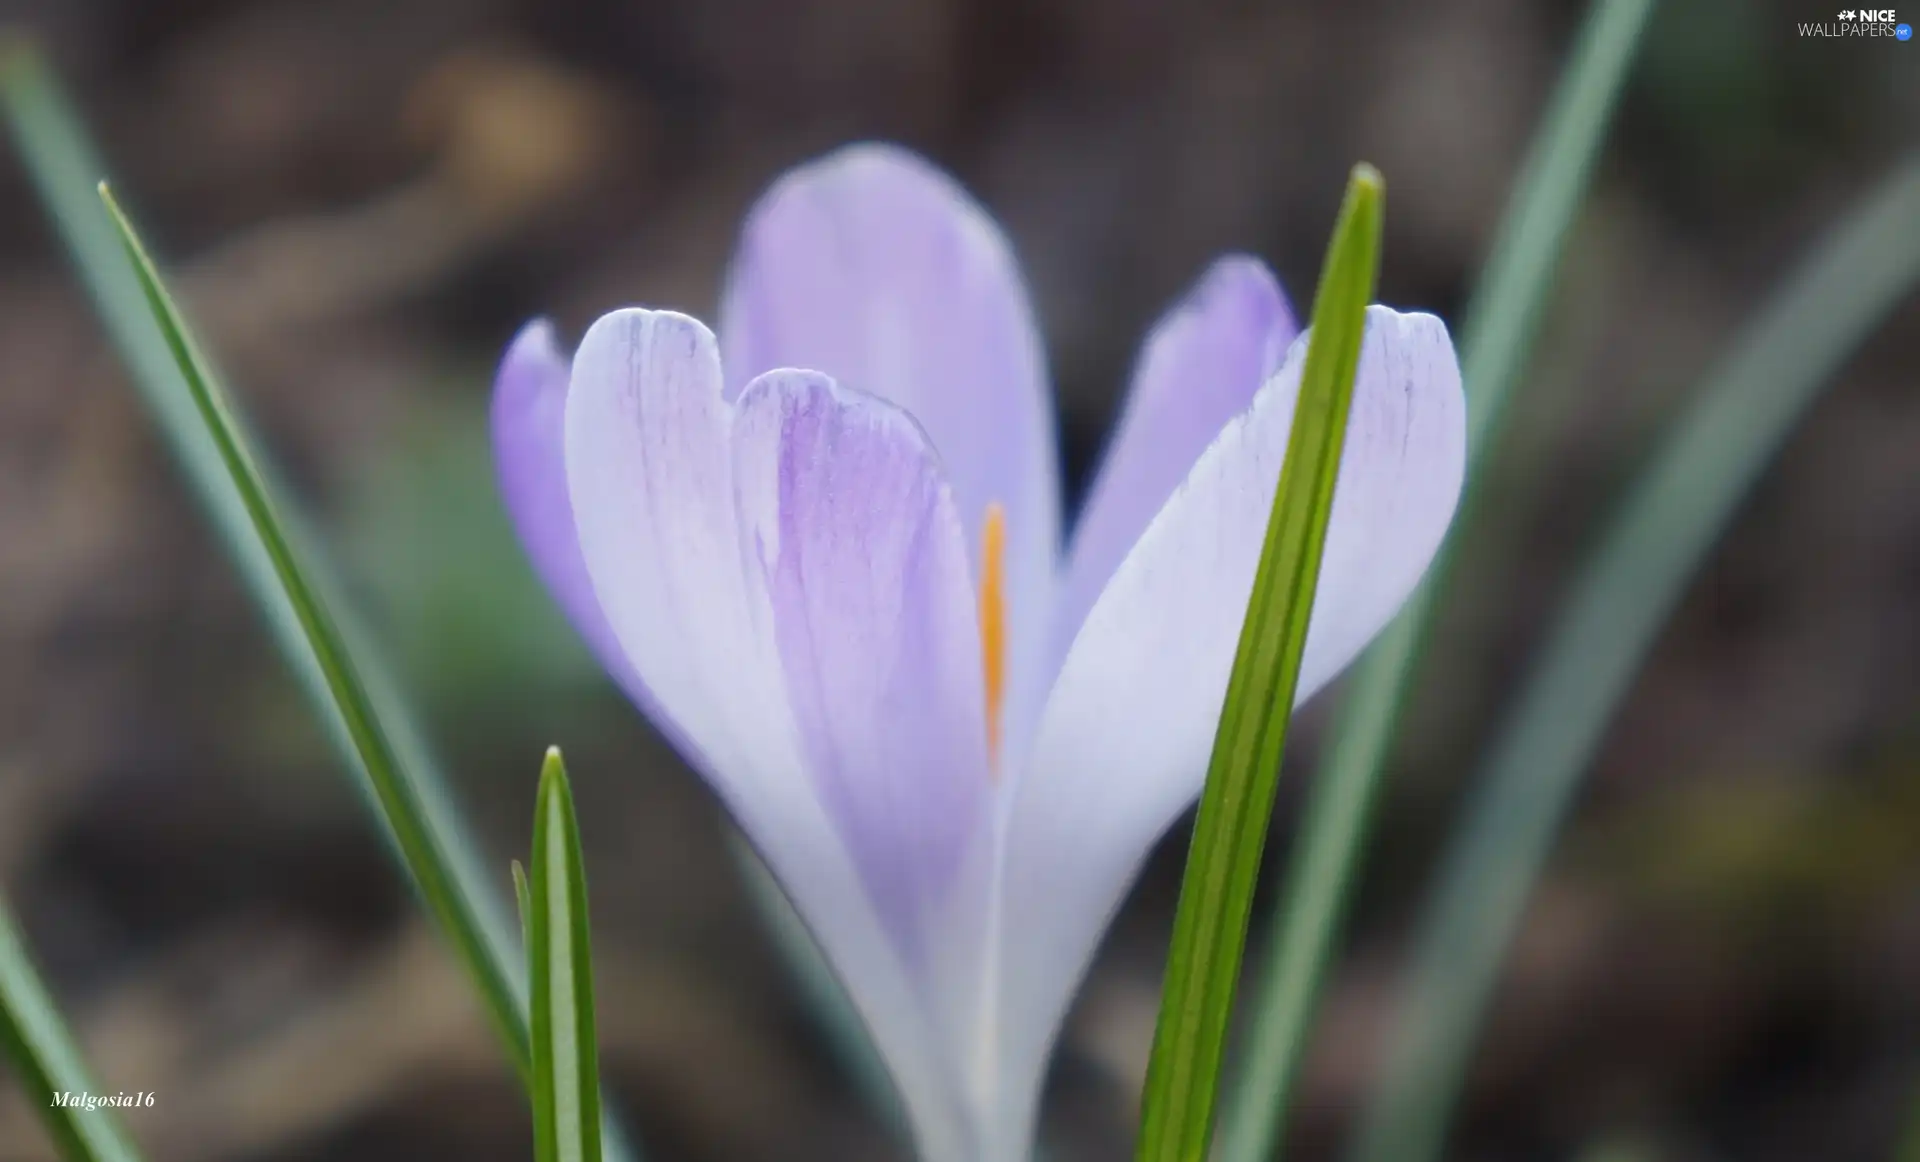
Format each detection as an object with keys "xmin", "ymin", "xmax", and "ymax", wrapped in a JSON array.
[{"xmin": 978, "ymin": 503, "xmax": 1008, "ymax": 772}]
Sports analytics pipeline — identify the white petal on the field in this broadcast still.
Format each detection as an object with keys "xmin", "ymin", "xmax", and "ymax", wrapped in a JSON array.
[{"xmin": 988, "ymin": 307, "xmax": 1466, "ymax": 1143}]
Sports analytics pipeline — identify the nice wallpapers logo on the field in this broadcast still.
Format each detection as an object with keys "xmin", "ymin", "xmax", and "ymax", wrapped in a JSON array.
[{"xmin": 1800, "ymin": 8, "xmax": 1913, "ymax": 36}]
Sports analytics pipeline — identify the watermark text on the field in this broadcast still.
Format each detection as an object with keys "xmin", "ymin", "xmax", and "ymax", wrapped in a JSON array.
[
  {"xmin": 1799, "ymin": 8, "xmax": 1912, "ymax": 35},
  {"xmin": 48, "ymin": 1091, "xmax": 155, "ymax": 1111}
]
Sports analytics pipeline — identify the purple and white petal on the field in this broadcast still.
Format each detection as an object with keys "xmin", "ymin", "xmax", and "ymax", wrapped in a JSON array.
[
  {"xmin": 989, "ymin": 307, "xmax": 1467, "ymax": 1144},
  {"xmin": 490, "ymin": 319, "xmax": 646, "ymax": 700},
  {"xmin": 564, "ymin": 309, "xmax": 783, "ymax": 785},
  {"xmin": 720, "ymin": 143, "xmax": 1061, "ymax": 761},
  {"xmin": 1054, "ymin": 256, "xmax": 1297, "ymax": 674},
  {"xmin": 732, "ymin": 369, "xmax": 996, "ymax": 969},
  {"xmin": 561, "ymin": 309, "xmax": 982, "ymax": 1162},
  {"xmin": 733, "ymin": 371, "xmax": 1003, "ymax": 1145}
]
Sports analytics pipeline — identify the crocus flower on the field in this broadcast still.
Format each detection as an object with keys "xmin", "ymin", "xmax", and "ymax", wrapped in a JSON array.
[{"xmin": 493, "ymin": 143, "xmax": 1464, "ymax": 1162}]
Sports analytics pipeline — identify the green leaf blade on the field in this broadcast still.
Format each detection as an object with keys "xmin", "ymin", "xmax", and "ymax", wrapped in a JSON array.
[
  {"xmin": 1133, "ymin": 164, "xmax": 1384, "ymax": 1162},
  {"xmin": 94, "ymin": 178, "xmax": 532, "ymax": 1072},
  {"xmin": 530, "ymin": 749, "xmax": 604, "ymax": 1162},
  {"xmin": 0, "ymin": 896, "xmax": 146, "ymax": 1162},
  {"xmin": 1352, "ymin": 154, "xmax": 1920, "ymax": 1162}
]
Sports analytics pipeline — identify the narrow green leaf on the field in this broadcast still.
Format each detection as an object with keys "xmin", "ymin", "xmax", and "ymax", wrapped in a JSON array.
[
  {"xmin": 529, "ymin": 749, "xmax": 604, "ymax": 1162},
  {"xmin": 1352, "ymin": 155, "xmax": 1920, "ymax": 1162},
  {"xmin": 0, "ymin": 896, "xmax": 145, "ymax": 1162},
  {"xmin": 1218, "ymin": 2, "xmax": 1658, "ymax": 1157},
  {"xmin": 0, "ymin": 44, "xmax": 638, "ymax": 1161},
  {"xmin": 1134, "ymin": 165, "xmax": 1383, "ymax": 1162},
  {"xmin": 513, "ymin": 860, "xmax": 535, "ymax": 957},
  {"xmin": 92, "ymin": 175, "xmax": 539, "ymax": 1064}
]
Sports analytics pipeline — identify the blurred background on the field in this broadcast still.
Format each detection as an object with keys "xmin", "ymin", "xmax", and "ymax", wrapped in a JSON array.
[{"xmin": 0, "ymin": 0, "xmax": 1914, "ymax": 1159}]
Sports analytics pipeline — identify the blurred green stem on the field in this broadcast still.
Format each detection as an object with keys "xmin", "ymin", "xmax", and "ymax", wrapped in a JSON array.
[
  {"xmin": 0, "ymin": 895, "xmax": 146, "ymax": 1162},
  {"xmin": 1217, "ymin": 1, "xmax": 1657, "ymax": 1158},
  {"xmin": 1351, "ymin": 154, "xmax": 1920, "ymax": 1162}
]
